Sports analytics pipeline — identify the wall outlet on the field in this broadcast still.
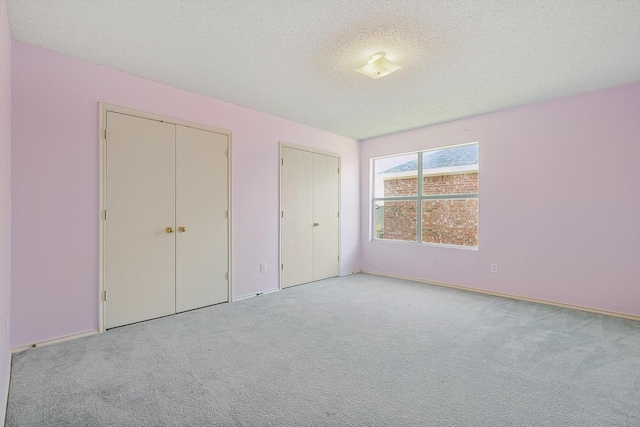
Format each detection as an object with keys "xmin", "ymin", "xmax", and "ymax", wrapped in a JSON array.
[
  {"xmin": 260, "ymin": 262, "xmax": 267, "ymax": 273},
  {"xmin": 491, "ymin": 263, "xmax": 498, "ymax": 273}
]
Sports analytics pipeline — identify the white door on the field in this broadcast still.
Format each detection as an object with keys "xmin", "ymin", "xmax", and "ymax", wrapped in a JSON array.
[
  {"xmin": 281, "ymin": 147, "xmax": 314, "ymax": 288},
  {"xmin": 281, "ymin": 146, "xmax": 339, "ymax": 288},
  {"xmin": 175, "ymin": 125, "xmax": 229, "ymax": 312},
  {"xmin": 312, "ymin": 154, "xmax": 340, "ymax": 280},
  {"xmin": 105, "ymin": 112, "xmax": 176, "ymax": 328}
]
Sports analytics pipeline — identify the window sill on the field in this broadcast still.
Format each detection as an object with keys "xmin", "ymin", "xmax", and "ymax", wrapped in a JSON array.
[{"xmin": 370, "ymin": 238, "xmax": 479, "ymax": 251}]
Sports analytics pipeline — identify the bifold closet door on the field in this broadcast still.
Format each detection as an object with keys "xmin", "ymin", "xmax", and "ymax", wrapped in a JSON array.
[
  {"xmin": 281, "ymin": 147, "xmax": 339, "ymax": 289},
  {"xmin": 281, "ymin": 147, "xmax": 314, "ymax": 288},
  {"xmin": 175, "ymin": 126, "xmax": 229, "ymax": 312},
  {"xmin": 105, "ymin": 112, "xmax": 176, "ymax": 329},
  {"xmin": 312, "ymin": 153, "xmax": 339, "ymax": 281}
]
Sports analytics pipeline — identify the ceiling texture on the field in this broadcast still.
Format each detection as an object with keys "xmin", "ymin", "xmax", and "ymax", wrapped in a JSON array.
[{"xmin": 6, "ymin": 0, "xmax": 640, "ymax": 140}]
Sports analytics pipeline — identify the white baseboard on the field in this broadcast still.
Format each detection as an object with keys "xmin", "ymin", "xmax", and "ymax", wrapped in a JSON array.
[
  {"xmin": 232, "ymin": 288, "xmax": 280, "ymax": 302},
  {"xmin": 1, "ymin": 349, "xmax": 9, "ymax": 427},
  {"xmin": 235, "ymin": 273, "xmax": 362, "ymax": 302},
  {"xmin": 361, "ymin": 270, "xmax": 640, "ymax": 322},
  {"xmin": 11, "ymin": 329, "xmax": 99, "ymax": 354},
  {"xmin": 340, "ymin": 270, "xmax": 361, "ymax": 276}
]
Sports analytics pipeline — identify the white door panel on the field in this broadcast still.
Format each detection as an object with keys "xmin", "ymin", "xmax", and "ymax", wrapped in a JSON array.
[
  {"xmin": 281, "ymin": 146, "xmax": 339, "ymax": 288},
  {"xmin": 176, "ymin": 126, "xmax": 229, "ymax": 312},
  {"xmin": 105, "ymin": 112, "xmax": 176, "ymax": 328},
  {"xmin": 281, "ymin": 147, "xmax": 314, "ymax": 288},
  {"xmin": 313, "ymin": 154, "xmax": 340, "ymax": 281}
]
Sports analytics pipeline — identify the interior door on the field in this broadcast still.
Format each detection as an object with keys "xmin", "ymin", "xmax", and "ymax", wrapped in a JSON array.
[
  {"xmin": 312, "ymin": 153, "xmax": 340, "ymax": 280},
  {"xmin": 281, "ymin": 146, "xmax": 314, "ymax": 288},
  {"xmin": 105, "ymin": 112, "xmax": 176, "ymax": 328},
  {"xmin": 175, "ymin": 125, "xmax": 229, "ymax": 312}
]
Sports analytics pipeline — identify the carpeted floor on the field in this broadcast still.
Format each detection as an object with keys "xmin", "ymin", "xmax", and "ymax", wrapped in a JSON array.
[{"xmin": 6, "ymin": 273, "xmax": 640, "ymax": 426}]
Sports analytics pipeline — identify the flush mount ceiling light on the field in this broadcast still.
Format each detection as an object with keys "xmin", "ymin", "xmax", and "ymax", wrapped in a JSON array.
[{"xmin": 356, "ymin": 52, "xmax": 402, "ymax": 79}]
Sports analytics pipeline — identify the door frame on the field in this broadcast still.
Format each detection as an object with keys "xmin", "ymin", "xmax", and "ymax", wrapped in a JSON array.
[
  {"xmin": 98, "ymin": 103, "xmax": 233, "ymax": 332},
  {"xmin": 278, "ymin": 142, "xmax": 341, "ymax": 290}
]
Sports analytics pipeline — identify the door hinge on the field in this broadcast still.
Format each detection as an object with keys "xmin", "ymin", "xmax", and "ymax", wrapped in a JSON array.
[
  {"xmin": 338, "ymin": 255, "xmax": 340, "ymax": 261},
  {"xmin": 103, "ymin": 290, "xmax": 107, "ymax": 301},
  {"xmin": 337, "ymin": 211, "xmax": 339, "ymax": 218},
  {"xmin": 338, "ymin": 167, "xmax": 340, "ymax": 174},
  {"xmin": 281, "ymin": 211, "xmax": 284, "ymax": 218},
  {"xmin": 104, "ymin": 129, "xmax": 107, "ymax": 140},
  {"xmin": 103, "ymin": 210, "xmax": 107, "ymax": 221},
  {"xmin": 281, "ymin": 158, "xmax": 284, "ymax": 165},
  {"xmin": 225, "ymin": 211, "xmax": 228, "ymax": 219},
  {"xmin": 281, "ymin": 263, "xmax": 284, "ymax": 271},
  {"xmin": 225, "ymin": 272, "xmax": 229, "ymax": 280},
  {"xmin": 226, "ymin": 149, "xmax": 229, "ymax": 158}
]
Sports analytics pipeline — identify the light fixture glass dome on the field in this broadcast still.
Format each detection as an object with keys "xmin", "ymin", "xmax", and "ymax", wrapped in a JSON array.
[{"xmin": 356, "ymin": 52, "xmax": 402, "ymax": 79}]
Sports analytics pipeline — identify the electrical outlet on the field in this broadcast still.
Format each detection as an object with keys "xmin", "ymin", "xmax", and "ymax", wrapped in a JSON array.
[
  {"xmin": 491, "ymin": 263, "xmax": 498, "ymax": 273},
  {"xmin": 260, "ymin": 262, "xmax": 267, "ymax": 273}
]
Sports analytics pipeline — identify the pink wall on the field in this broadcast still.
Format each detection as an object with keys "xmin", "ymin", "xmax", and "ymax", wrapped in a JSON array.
[
  {"xmin": 10, "ymin": 41, "xmax": 359, "ymax": 348},
  {"xmin": 9, "ymin": 37, "xmax": 638, "ymax": 352},
  {"xmin": 0, "ymin": 0, "xmax": 11, "ymax": 417},
  {"xmin": 360, "ymin": 83, "xmax": 640, "ymax": 317}
]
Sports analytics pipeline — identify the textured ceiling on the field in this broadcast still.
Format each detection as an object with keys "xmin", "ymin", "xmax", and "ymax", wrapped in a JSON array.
[{"xmin": 7, "ymin": 0, "xmax": 640, "ymax": 140}]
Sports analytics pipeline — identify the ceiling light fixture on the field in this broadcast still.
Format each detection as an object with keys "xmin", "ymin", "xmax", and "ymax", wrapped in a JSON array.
[{"xmin": 356, "ymin": 52, "xmax": 402, "ymax": 79}]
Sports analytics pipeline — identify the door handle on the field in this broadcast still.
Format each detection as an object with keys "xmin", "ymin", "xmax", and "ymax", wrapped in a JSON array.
[
  {"xmin": 178, "ymin": 226, "xmax": 187, "ymax": 233},
  {"xmin": 313, "ymin": 222, "xmax": 320, "ymax": 227},
  {"xmin": 165, "ymin": 227, "xmax": 174, "ymax": 233}
]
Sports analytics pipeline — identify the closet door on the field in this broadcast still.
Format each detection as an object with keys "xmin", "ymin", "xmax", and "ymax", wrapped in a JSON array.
[
  {"xmin": 105, "ymin": 112, "xmax": 176, "ymax": 329},
  {"xmin": 281, "ymin": 147, "xmax": 314, "ymax": 288},
  {"xmin": 312, "ymin": 154, "xmax": 340, "ymax": 281},
  {"xmin": 281, "ymin": 146, "xmax": 339, "ymax": 288},
  {"xmin": 175, "ymin": 126, "xmax": 229, "ymax": 312}
]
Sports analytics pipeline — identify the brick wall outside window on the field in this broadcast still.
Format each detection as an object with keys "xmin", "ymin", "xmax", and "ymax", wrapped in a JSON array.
[
  {"xmin": 422, "ymin": 199, "xmax": 478, "ymax": 246},
  {"xmin": 423, "ymin": 172, "xmax": 478, "ymax": 195},
  {"xmin": 379, "ymin": 200, "xmax": 417, "ymax": 241},
  {"xmin": 384, "ymin": 177, "xmax": 417, "ymax": 197},
  {"xmin": 381, "ymin": 172, "xmax": 478, "ymax": 246}
]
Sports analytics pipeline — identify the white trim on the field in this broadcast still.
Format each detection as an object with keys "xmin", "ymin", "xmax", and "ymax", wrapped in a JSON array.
[
  {"xmin": 279, "ymin": 141, "xmax": 340, "ymax": 159},
  {"xmin": 369, "ymin": 238, "xmax": 479, "ymax": 251},
  {"xmin": 369, "ymin": 158, "xmax": 375, "ymax": 242},
  {"xmin": 361, "ymin": 270, "xmax": 640, "ymax": 322},
  {"xmin": 1, "ymin": 349, "xmax": 9, "ymax": 427},
  {"xmin": 279, "ymin": 142, "xmax": 282, "ymax": 291},
  {"xmin": 99, "ymin": 103, "xmax": 232, "ymax": 135},
  {"xmin": 279, "ymin": 142, "xmax": 342, "ymax": 290},
  {"xmin": 228, "ymin": 134, "xmax": 233, "ymax": 303},
  {"xmin": 339, "ymin": 270, "xmax": 360, "ymax": 276},
  {"xmin": 10, "ymin": 330, "xmax": 99, "ymax": 354},
  {"xmin": 98, "ymin": 103, "xmax": 233, "ymax": 330},
  {"xmin": 233, "ymin": 288, "xmax": 280, "ymax": 302},
  {"xmin": 98, "ymin": 105, "xmax": 106, "ymax": 332}
]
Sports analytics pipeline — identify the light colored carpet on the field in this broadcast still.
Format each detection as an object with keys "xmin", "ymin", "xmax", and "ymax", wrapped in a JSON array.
[{"xmin": 6, "ymin": 273, "xmax": 640, "ymax": 426}]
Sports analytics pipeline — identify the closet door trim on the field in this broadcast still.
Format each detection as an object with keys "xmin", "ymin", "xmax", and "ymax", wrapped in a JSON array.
[
  {"xmin": 278, "ymin": 141, "xmax": 341, "ymax": 290},
  {"xmin": 98, "ymin": 103, "xmax": 233, "ymax": 333}
]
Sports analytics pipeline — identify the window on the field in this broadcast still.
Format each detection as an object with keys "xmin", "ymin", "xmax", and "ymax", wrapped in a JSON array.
[{"xmin": 372, "ymin": 143, "xmax": 479, "ymax": 248}]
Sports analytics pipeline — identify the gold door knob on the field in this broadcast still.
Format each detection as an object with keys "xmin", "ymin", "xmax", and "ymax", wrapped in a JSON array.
[
  {"xmin": 178, "ymin": 226, "xmax": 187, "ymax": 233},
  {"xmin": 166, "ymin": 227, "xmax": 174, "ymax": 233},
  {"xmin": 313, "ymin": 222, "xmax": 320, "ymax": 227}
]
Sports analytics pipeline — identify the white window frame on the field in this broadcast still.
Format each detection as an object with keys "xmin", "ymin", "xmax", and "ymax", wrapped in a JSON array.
[{"xmin": 371, "ymin": 142, "xmax": 479, "ymax": 250}]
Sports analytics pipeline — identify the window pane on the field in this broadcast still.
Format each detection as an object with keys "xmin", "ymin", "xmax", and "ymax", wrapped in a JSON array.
[
  {"xmin": 422, "ymin": 143, "xmax": 479, "ymax": 196},
  {"xmin": 374, "ymin": 200, "xmax": 417, "ymax": 242},
  {"xmin": 422, "ymin": 199, "xmax": 478, "ymax": 247},
  {"xmin": 374, "ymin": 153, "xmax": 418, "ymax": 198},
  {"xmin": 422, "ymin": 143, "xmax": 478, "ymax": 172},
  {"xmin": 423, "ymin": 172, "xmax": 478, "ymax": 196}
]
